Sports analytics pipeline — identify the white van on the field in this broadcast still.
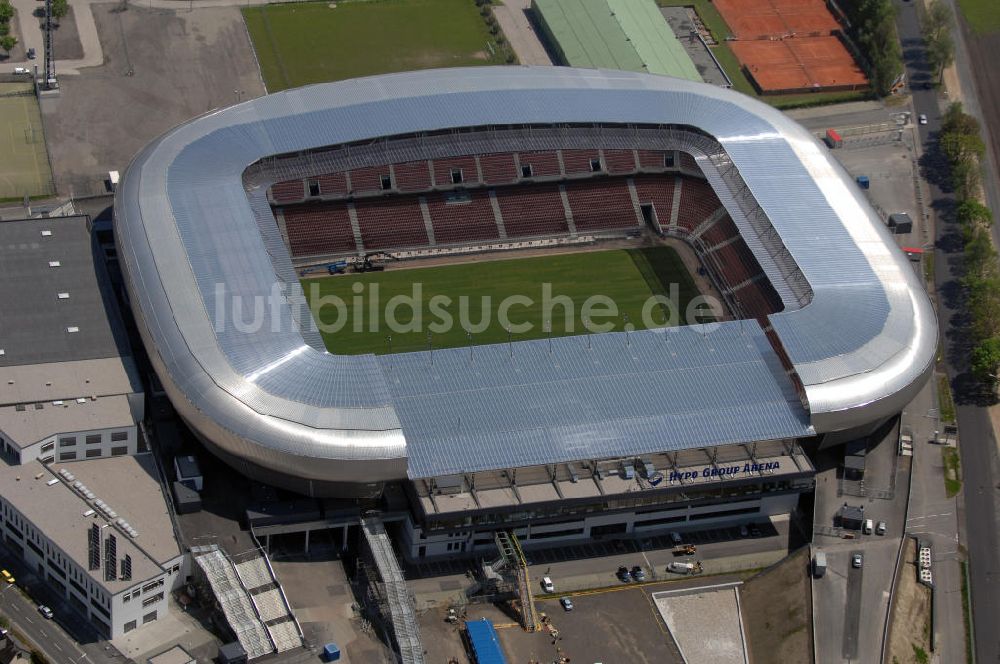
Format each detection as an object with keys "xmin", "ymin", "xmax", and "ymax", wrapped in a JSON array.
[
  {"xmin": 541, "ymin": 576, "xmax": 554, "ymax": 593},
  {"xmin": 863, "ymin": 519, "xmax": 873, "ymax": 535},
  {"xmin": 13, "ymin": 67, "xmax": 29, "ymax": 75}
]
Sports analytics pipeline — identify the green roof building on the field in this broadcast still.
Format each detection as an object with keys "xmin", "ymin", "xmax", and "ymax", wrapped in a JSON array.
[{"xmin": 532, "ymin": 0, "xmax": 702, "ymax": 82}]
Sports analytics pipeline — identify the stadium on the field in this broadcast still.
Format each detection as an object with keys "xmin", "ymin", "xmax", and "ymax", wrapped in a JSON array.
[{"xmin": 114, "ymin": 67, "xmax": 935, "ymax": 558}]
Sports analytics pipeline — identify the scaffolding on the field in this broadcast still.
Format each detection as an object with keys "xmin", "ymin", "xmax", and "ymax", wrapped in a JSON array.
[
  {"xmin": 493, "ymin": 531, "xmax": 540, "ymax": 632},
  {"xmin": 359, "ymin": 516, "xmax": 425, "ymax": 664}
]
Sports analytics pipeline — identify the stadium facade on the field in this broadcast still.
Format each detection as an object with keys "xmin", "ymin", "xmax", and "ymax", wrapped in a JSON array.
[{"xmin": 114, "ymin": 67, "xmax": 935, "ymax": 554}]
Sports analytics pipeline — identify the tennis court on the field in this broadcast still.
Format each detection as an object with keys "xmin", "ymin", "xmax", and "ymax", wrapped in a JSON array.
[
  {"xmin": 732, "ymin": 36, "xmax": 868, "ymax": 94},
  {"xmin": 0, "ymin": 82, "xmax": 54, "ymax": 200},
  {"xmin": 714, "ymin": 0, "xmax": 840, "ymax": 40}
]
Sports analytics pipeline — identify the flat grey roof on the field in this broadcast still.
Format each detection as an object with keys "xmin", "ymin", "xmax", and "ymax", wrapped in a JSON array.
[
  {"xmin": 0, "ymin": 216, "xmax": 128, "ymax": 368},
  {"xmin": 115, "ymin": 67, "xmax": 936, "ymax": 486},
  {"xmin": 0, "ymin": 456, "xmax": 179, "ymax": 594}
]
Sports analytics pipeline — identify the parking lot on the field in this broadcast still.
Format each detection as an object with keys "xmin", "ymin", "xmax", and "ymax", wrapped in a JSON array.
[{"xmin": 418, "ymin": 576, "xmax": 762, "ymax": 664}]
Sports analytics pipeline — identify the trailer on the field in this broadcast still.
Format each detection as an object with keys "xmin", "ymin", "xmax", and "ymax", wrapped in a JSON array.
[
  {"xmin": 666, "ymin": 561, "xmax": 703, "ymax": 575},
  {"xmin": 672, "ymin": 544, "xmax": 697, "ymax": 556},
  {"xmin": 813, "ymin": 550, "xmax": 827, "ymax": 578}
]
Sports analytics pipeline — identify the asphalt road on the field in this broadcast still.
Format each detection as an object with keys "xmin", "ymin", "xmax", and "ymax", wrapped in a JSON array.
[
  {"xmin": 843, "ymin": 554, "xmax": 864, "ymax": 660},
  {"xmin": 896, "ymin": 2, "xmax": 1000, "ymax": 662}
]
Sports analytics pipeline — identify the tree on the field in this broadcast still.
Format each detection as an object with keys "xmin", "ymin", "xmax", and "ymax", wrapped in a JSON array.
[
  {"xmin": 940, "ymin": 130, "xmax": 985, "ymax": 164},
  {"xmin": 926, "ymin": 0, "xmax": 952, "ymax": 38},
  {"xmin": 51, "ymin": 0, "xmax": 68, "ymax": 20},
  {"xmin": 0, "ymin": 1, "xmax": 14, "ymax": 23},
  {"xmin": 941, "ymin": 102, "xmax": 979, "ymax": 136},
  {"xmin": 971, "ymin": 337, "xmax": 1000, "ymax": 383},
  {"xmin": 963, "ymin": 227, "xmax": 999, "ymax": 281},
  {"xmin": 950, "ymin": 157, "xmax": 981, "ymax": 200},
  {"xmin": 0, "ymin": 34, "xmax": 16, "ymax": 57},
  {"xmin": 843, "ymin": 0, "xmax": 903, "ymax": 96},
  {"xmin": 927, "ymin": 29, "xmax": 954, "ymax": 81},
  {"xmin": 957, "ymin": 200, "xmax": 993, "ymax": 229}
]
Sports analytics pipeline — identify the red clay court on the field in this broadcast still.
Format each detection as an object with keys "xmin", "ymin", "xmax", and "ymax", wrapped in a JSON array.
[
  {"xmin": 732, "ymin": 37, "xmax": 868, "ymax": 94},
  {"xmin": 714, "ymin": 0, "xmax": 840, "ymax": 40},
  {"xmin": 714, "ymin": 0, "xmax": 868, "ymax": 94}
]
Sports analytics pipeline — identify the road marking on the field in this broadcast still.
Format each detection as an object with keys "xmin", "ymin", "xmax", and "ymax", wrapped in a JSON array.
[
  {"xmin": 907, "ymin": 512, "xmax": 952, "ymax": 521},
  {"xmin": 53, "ymin": 643, "xmax": 62, "ymax": 652}
]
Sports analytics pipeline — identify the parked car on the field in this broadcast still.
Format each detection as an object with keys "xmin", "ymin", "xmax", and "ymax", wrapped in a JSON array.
[
  {"xmin": 37, "ymin": 605, "xmax": 53, "ymax": 619},
  {"xmin": 541, "ymin": 576, "xmax": 554, "ymax": 593},
  {"xmin": 876, "ymin": 521, "xmax": 887, "ymax": 536},
  {"xmin": 919, "ymin": 114, "xmax": 928, "ymax": 125},
  {"xmin": 749, "ymin": 524, "xmax": 762, "ymax": 538},
  {"xmin": 852, "ymin": 553, "xmax": 864, "ymax": 569},
  {"xmin": 27, "ymin": 48, "xmax": 36, "ymax": 59},
  {"xmin": 616, "ymin": 566, "xmax": 631, "ymax": 582},
  {"xmin": 560, "ymin": 596, "xmax": 574, "ymax": 611},
  {"xmin": 13, "ymin": 67, "xmax": 29, "ymax": 75},
  {"xmin": 631, "ymin": 565, "xmax": 646, "ymax": 582},
  {"xmin": 1, "ymin": 569, "xmax": 14, "ymax": 584},
  {"xmin": 669, "ymin": 532, "xmax": 683, "ymax": 545},
  {"xmin": 739, "ymin": 525, "xmax": 749, "ymax": 538}
]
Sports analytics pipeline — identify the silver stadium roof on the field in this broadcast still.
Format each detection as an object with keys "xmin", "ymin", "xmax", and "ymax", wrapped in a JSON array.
[{"xmin": 114, "ymin": 67, "xmax": 935, "ymax": 494}]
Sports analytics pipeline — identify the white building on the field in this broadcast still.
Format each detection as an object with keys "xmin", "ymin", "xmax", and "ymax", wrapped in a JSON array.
[{"xmin": 0, "ymin": 455, "xmax": 186, "ymax": 639}]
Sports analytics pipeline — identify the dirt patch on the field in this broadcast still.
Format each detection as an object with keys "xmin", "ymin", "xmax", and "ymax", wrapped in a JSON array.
[
  {"xmin": 962, "ymin": 22, "xmax": 1000, "ymax": 199},
  {"xmin": 739, "ymin": 546, "xmax": 813, "ymax": 664},
  {"xmin": 40, "ymin": 4, "xmax": 264, "ymax": 196},
  {"xmin": 887, "ymin": 538, "xmax": 932, "ymax": 664},
  {"xmin": 48, "ymin": 6, "xmax": 84, "ymax": 61}
]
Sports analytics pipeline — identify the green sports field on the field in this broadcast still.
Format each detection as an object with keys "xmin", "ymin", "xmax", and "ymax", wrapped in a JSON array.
[
  {"xmin": 0, "ymin": 83, "xmax": 55, "ymax": 201},
  {"xmin": 303, "ymin": 247, "xmax": 710, "ymax": 355},
  {"xmin": 243, "ymin": 0, "xmax": 508, "ymax": 92}
]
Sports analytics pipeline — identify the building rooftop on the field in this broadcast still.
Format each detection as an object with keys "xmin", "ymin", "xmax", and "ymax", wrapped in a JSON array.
[
  {"xmin": 533, "ymin": 0, "xmax": 701, "ymax": 81},
  {"xmin": 0, "ymin": 216, "xmax": 142, "ymax": 448},
  {"xmin": 0, "ymin": 216, "xmax": 129, "ymax": 368},
  {"xmin": 0, "ymin": 394, "xmax": 134, "ymax": 450},
  {"xmin": 51, "ymin": 454, "xmax": 181, "ymax": 566},
  {"xmin": 147, "ymin": 645, "xmax": 195, "ymax": 664},
  {"xmin": 0, "ymin": 456, "xmax": 180, "ymax": 593},
  {"xmin": 114, "ymin": 66, "xmax": 936, "ymax": 490}
]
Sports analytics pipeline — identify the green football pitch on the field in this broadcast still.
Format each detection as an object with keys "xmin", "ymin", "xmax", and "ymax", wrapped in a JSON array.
[
  {"xmin": 243, "ymin": 0, "xmax": 503, "ymax": 92},
  {"xmin": 0, "ymin": 83, "xmax": 54, "ymax": 201},
  {"xmin": 303, "ymin": 246, "xmax": 709, "ymax": 355}
]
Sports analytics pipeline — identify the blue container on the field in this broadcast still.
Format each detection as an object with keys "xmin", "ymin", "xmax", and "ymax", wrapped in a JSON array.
[{"xmin": 322, "ymin": 643, "xmax": 341, "ymax": 661}]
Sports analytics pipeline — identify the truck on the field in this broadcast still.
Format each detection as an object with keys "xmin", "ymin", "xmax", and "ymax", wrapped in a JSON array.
[
  {"xmin": 666, "ymin": 561, "xmax": 703, "ymax": 575},
  {"xmin": 672, "ymin": 544, "xmax": 697, "ymax": 556},
  {"xmin": 813, "ymin": 550, "xmax": 827, "ymax": 578}
]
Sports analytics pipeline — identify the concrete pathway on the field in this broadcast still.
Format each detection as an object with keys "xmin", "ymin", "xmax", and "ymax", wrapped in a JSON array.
[
  {"xmin": 902, "ymin": 379, "xmax": 966, "ymax": 664},
  {"xmin": 490, "ymin": 0, "xmax": 553, "ymax": 66}
]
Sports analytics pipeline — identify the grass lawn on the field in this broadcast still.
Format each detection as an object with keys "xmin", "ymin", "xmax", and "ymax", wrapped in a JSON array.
[
  {"xmin": 937, "ymin": 373, "xmax": 956, "ymax": 424},
  {"xmin": 656, "ymin": 0, "xmax": 871, "ymax": 109},
  {"xmin": 957, "ymin": 0, "xmax": 1000, "ymax": 34},
  {"xmin": 0, "ymin": 83, "xmax": 54, "ymax": 200},
  {"xmin": 303, "ymin": 247, "xmax": 705, "ymax": 354},
  {"xmin": 243, "ymin": 0, "xmax": 504, "ymax": 92},
  {"xmin": 942, "ymin": 447, "xmax": 962, "ymax": 498}
]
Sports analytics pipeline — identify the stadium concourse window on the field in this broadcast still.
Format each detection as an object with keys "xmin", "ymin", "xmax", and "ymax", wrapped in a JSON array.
[
  {"xmin": 521, "ymin": 164, "xmax": 533, "ymax": 178},
  {"xmin": 379, "ymin": 174, "xmax": 392, "ymax": 190},
  {"xmin": 308, "ymin": 179, "xmax": 320, "ymax": 197},
  {"xmin": 590, "ymin": 158, "xmax": 602, "ymax": 172},
  {"xmin": 664, "ymin": 152, "xmax": 676, "ymax": 168},
  {"xmin": 450, "ymin": 168, "xmax": 464, "ymax": 184}
]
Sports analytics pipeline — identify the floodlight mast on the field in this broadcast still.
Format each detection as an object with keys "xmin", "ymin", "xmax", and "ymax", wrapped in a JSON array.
[{"xmin": 43, "ymin": 0, "xmax": 56, "ymax": 89}]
